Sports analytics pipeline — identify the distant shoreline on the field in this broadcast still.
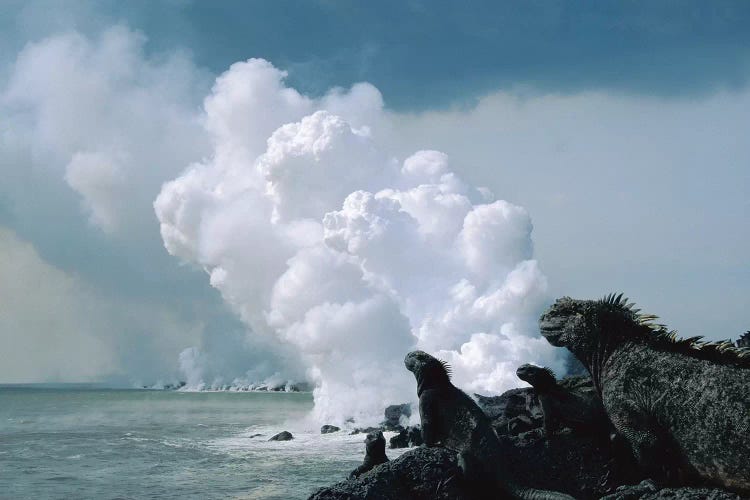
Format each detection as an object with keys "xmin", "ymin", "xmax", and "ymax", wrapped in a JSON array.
[{"xmin": 0, "ymin": 383, "xmax": 313, "ymax": 393}]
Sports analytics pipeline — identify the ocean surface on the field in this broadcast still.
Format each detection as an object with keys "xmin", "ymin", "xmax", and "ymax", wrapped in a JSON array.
[{"xmin": 0, "ymin": 386, "xmax": 409, "ymax": 499}]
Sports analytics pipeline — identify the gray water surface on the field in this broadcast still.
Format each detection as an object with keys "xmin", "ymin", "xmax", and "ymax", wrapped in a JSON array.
[{"xmin": 0, "ymin": 386, "xmax": 396, "ymax": 499}]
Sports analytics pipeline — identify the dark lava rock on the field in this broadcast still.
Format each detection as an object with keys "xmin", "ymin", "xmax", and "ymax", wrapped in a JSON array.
[
  {"xmin": 497, "ymin": 426, "xmax": 642, "ymax": 499},
  {"xmin": 248, "ymin": 433, "xmax": 263, "ymax": 439},
  {"xmin": 388, "ymin": 425, "xmax": 423, "ymax": 448},
  {"xmin": 601, "ymin": 479, "xmax": 659, "ymax": 499},
  {"xmin": 287, "ymin": 381, "xmax": 313, "ymax": 392},
  {"xmin": 481, "ymin": 377, "xmax": 596, "ymax": 438},
  {"xmin": 473, "ymin": 392, "xmax": 505, "ymax": 419},
  {"xmin": 474, "ymin": 387, "xmax": 542, "ymax": 421},
  {"xmin": 477, "ymin": 387, "xmax": 541, "ymax": 436},
  {"xmin": 407, "ymin": 425, "xmax": 423, "ymax": 447},
  {"xmin": 381, "ymin": 403, "xmax": 411, "ymax": 431},
  {"xmin": 350, "ymin": 426, "xmax": 381, "ymax": 435},
  {"xmin": 600, "ymin": 480, "xmax": 744, "ymax": 500},
  {"xmin": 321, "ymin": 425, "xmax": 341, "ymax": 434},
  {"xmin": 388, "ymin": 429, "xmax": 409, "ymax": 449},
  {"xmin": 308, "ymin": 447, "xmax": 470, "ymax": 500},
  {"xmin": 508, "ymin": 414, "xmax": 537, "ymax": 435},
  {"xmin": 268, "ymin": 431, "xmax": 294, "ymax": 441},
  {"xmin": 476, "ymin": 379, "xmax": 644, "ymax": 499},
  {"xmin": 315, "ymin": 375, "xmax": 746, "ymax": 500},
  {"xmin": 736, "ymin": 331, "xmax": 750, "ymax": 349}
]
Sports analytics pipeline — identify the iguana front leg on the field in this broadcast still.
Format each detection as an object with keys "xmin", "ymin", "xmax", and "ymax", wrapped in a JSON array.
[
  {"xmin": 539, "ymin": 397, "xmax": 558, "ymax": 438},
  {"xmin": 607, "ymin": 401, "xmax": 682, "ymax": 484},
  {"xmin": 419, "ymin": 389, "xmax": 442, "ymax": 446}
]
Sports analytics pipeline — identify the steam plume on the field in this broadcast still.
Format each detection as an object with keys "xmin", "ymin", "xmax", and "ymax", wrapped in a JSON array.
[{"xmin": 155, "ymin": 59, "xmax": 563, "ymax": 423}]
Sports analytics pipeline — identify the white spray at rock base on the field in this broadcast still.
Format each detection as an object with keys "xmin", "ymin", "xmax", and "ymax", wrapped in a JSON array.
[{"xmin": 154, "ymin": 59, "xmax": 564, "ymax": 425}]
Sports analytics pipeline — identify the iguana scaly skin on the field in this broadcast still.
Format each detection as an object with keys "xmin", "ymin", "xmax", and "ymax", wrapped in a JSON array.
[
  {"xmin": 349, "ymin": 431, "xmax": 388, "ymax": 478},
  {"xmin": 539, "ymin": 294, "xmax": 750, "ymax": 493},
  {"xmin": 404, "ymin": 350, "xmax": 575, "ymax": 500},
  {"xmin": 515, "ymin": 364, "xmax": 608, "ymax": 438}
]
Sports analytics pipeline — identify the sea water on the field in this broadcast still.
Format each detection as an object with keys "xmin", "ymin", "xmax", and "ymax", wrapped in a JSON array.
[{"xmin": 0, "ymin": 386, "xmax": 410, "ymax": 499}]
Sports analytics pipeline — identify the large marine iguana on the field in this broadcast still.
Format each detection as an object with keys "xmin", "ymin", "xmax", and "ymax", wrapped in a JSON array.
[
  {"xmin": 539, "ymin": 294, "xmax": 750, "ymax": 493},
  {"xmin": 349, "ymin": 431, "xmax": 389, "ymax": 478},
  {"xmin": 404, "ymin": 350, "xmax": 575, "ymax": 500},
  {"xmin": 515, "ymin": 364, "xmax": 609, "ymax": 438}
]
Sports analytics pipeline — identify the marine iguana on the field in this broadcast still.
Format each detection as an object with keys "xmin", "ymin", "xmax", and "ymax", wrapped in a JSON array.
[
  {"xmin": 737, "ymin": 331, "xmax": 750, "ymax": 349},
  {"xmin": 515, "ymin": 364, "xmax": 609, "ymax": 438},
  {"xmin": 349, "ymin": 431, "xmax": 389, "ymax": 478},
  {"xmin": 404, "ymin": 350, "xmax": 575, "ymax": 500},
  {"xmin": 539, "ymin": 294, "xmax": 750, "ymax": 493}
]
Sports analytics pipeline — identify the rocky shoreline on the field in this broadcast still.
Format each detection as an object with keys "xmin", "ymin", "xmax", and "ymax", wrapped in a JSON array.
[{"xmin": 308, "ymin": 376, "xmax": 747, "ymax": 499}]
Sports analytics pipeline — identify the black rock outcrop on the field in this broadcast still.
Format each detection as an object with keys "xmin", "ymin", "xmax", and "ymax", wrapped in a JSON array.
[
  {"xmin": 310, "ymin": 375, "xmax": 746, "ymax": 499},
  {"xmin": 600, "ymin": 480, "xmax": 743, "ymax": 500},
  {"xmin": 268, "ymin": 431, "xmax": 293, "ymax": 441},
  {"xmin": 406, "ymin": 425, "xmax": 423, "ymax": 447},
  {"xmin": 381, "ymin": 403, "xmax": 411, "ymax": 431},
  {"xmin": 321, "ymin": 425, "xmax": 341, "ymax": 434},
  {"xmin": 309, "ymin": 447, "xmax": 468, "ymax": 500},
  {"xmin": 388, "ymin": 429, "xmax": 409, "ymax": 449}
]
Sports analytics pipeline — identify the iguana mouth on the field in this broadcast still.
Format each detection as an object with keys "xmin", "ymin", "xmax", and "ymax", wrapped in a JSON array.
[
  {"xmin": 404, "ymin": 352, "xmax": 418, "ymax": 372},
  {"xmin": 539, "ymin": 318, "xmax": 566, "ymax": 345},
  {"xmin": 516, "ymin": 365, "xmax": 533, "ymax": 379}
]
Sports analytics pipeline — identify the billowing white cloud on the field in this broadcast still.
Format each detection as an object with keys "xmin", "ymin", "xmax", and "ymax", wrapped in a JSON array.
[
  {"xmin": 155, "ymin": 60, "xmax": 560, "ymax": 424},
  {"xmin": 2, "ymin": 26, "xmax": 208, "ymax": 235},
  {"xmin": 64, "ymin": 151, "xmax": 125, "ymax": 232},
  {"xmin": 387, "ymin": 90, "xmax": 750, "ymax": 340},
  {"xmin": 0, "ymin": 28, "xmax": 297, "ymax": 388}
]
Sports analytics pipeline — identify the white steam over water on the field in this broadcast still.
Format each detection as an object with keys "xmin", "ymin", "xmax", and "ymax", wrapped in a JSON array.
[{"xmin": 155, "ymin": 59, "xmax": 564, "ymax": 424}]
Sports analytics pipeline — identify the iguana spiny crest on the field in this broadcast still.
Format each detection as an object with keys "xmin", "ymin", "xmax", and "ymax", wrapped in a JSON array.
[{"xmin": 540, "ymin": 293, "xmax": 750, "ymax": 370}]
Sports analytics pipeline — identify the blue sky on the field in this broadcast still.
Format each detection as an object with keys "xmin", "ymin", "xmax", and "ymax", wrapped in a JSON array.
[
  {"xmin": 5, "ymin": 1, "xmax": 750, "ymax": 107},
  {"xmin": 0, "ymin": 1, "xmax": 748, "ymax": 386}
]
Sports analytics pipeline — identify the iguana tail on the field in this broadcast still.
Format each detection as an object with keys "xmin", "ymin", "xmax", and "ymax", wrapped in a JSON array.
[
  {"xmin": 460, "ymin": 450, "xmax": 577, "ymax": 500},
  {"xmin": 508, "ymin": 484, "xmax": 576, "ymax": 500},
  {"xmin": 510, "ymin": 486, "xmax": 577, "ymax": 500}
]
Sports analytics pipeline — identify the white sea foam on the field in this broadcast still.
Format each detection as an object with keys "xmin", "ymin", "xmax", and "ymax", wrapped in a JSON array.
[{"xmin": 210, "ymin": 423, "xmax": 412, "ymax": 463}]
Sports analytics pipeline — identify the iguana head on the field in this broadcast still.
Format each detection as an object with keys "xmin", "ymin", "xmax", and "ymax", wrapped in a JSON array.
[
  {"xmin": 539, "ymin": 296, "xmax": 595, "ymax": 350},
  {"xmin": 539, "ymin": 294, "xmax": 646, "ymax": 355},
  {"xmin": 538, "ymin": 294, "xmax": 646, "ymax": 387},
  {"xmin": 404, "ymin": 350, "xmax": 452, "ymax": 394},
  {"xmin": 541, "ymin": 293, "xmax": 750, "ymax": 376},
  {"xmin": 516, "ymin": 364, "xmax": 557, "ymax": 390},
  {"xmin": 364, "ymin": 431, "xmax": 385, "ymax": 455}
]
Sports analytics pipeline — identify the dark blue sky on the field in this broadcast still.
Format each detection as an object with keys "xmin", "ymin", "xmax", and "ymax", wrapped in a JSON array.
[
  {"xmin": 122, "ymin": 1, "xmax": 750, "ymax": 107},
  {"xmin": 5, "ymin": 1, "xmax": 750, "ymax": 109}
]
